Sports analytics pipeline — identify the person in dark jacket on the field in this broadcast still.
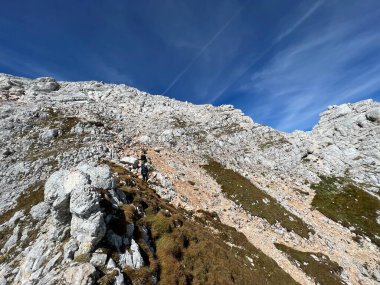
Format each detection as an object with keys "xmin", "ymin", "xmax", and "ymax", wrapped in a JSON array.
[
  {"xmin": 140, "ymin": 153, "xmax": 147, "ymax": 163},
  {"xmin": 141, "ymin": 161, "xmax": 149, "ymax": 182}
]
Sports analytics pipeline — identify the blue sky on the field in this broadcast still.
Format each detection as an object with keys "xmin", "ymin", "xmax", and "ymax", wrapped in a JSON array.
[{"xmin": 1, "ymin": 0, "xmax": 379, "ymax": 132}]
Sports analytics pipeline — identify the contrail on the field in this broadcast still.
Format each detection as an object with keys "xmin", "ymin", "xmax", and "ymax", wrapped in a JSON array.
[
  {"xmin": 162, "ymin": 2, "xmax": 247, "ymax": 96},
  {"xmin": 209, "ymin": 0, "xmax": 325, "ymax": 104},
  {"xmin": 276, "ymin": 0, "xmax": 325, "ymax": 42}
]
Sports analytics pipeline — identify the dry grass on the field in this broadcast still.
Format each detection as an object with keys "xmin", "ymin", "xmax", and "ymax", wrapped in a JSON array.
[
  {"xmin": 98, "ymin": 270, "xmax": 119, "ymax": 285},
  {"xmin": 202, "ymin": 160, "xmax": 314, "ymax": 239},
  {"xmin": 311, "ymin": 176, "xmax": 380, "ymax": 247},
  {"xmin": 275, "ymin": 243, "xmax": 345, "ymax": 285},
  {"xmin": 103, "ymin": 160, "xmax": 299, "ymax": 285}
]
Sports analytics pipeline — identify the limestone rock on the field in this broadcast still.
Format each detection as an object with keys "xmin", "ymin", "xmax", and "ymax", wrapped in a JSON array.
[
  {"xmin": 76, "ymin": 163, "xmax": 115, "ymax": 190},
  {"xmin": 120, "ymin": 156, "xmax": 138, "ymax": 165},
  {"xmin": 90, "ymin": 253, "xmax": 108, "ymax": 267},
  {"xmin": 39, "ymin": 128, "xmax": 59, "ymax": 141},
  {"xmin": 131, "ymin": 239, "xmax": 144, "ymax": 269},
  {"xmin": 64, "ymin": 238, "xmax": 79, "ymax": 260},
  {"xmin": 70, "ymin": 186, "xmax": 101, "ymax": 218},
  {"xmin": 70, "ymin": 212, "xmax": 106, "ymax": 250},
  {"xmin": 63, "ymin": 263, "xmax": 97, "ymax": 285},
  {"xmin": 44, "ymin": 170, "xmax": 72, "ymax": 207},
  {"xmin": 30, "ymin": 202, "xmax": 50, "ymax": 220},
  {"xmin": 118, "ymin": 239, "xmax": 144, "ymax": 269},
  {"xmin": 31, "ymin": 77, "xmax": 60, "ymax": 92},
  {"xmin": 366, "ymin": 107, "xmax": 380, "ymax": 123}
]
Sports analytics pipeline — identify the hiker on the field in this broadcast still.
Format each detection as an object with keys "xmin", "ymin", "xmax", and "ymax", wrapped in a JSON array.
[
  {"xmin": 141, "ymin": 160, "xmax": 149, "ymax": 182},
  {"xmin": 140, "ymin": 153, "xmax": 147, "ymax": 163}
]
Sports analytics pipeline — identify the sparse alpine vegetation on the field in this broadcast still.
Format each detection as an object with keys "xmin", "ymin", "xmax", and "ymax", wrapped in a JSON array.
[
  {"xmin": 311, "ymin": 176, "xmax": 380, "ymax": 247},
  {"xmin": 275, "ymin": 243, "xmax": 346, "ymax": 285},
  {"xmin": 202, "ymin": 160, "xmax": 314, "ymax": 239},
  {"xmin": 107, "ymin": 161, "xmax": 299, "ymax": 285}
]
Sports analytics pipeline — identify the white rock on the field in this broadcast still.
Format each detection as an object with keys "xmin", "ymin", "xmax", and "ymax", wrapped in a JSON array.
[
  {"xmin": 120, "ymin": 156, "xmax": 138, "ymax": 165},
  {"xmin": 366, "ymin": 107, "xmax": 380, "ymax": 123},
  {"xmin": 44, "ymin": 170, "xmax": 71, "ymax": 207},
  {"xmin": 115, "ymin": 269, "xmax": 125, "ymax": 285},
  {"xmin": 63, "ymin": 263, "xmax": 97, "ymax": 285},
  {"xmin": 30, "ymin": 202, "xmax": 50, "ymax": 220},
  {"xmin": 64, "ymin": 238, "xmax": 79, "ymax": 260},
  {"xmin": 106, "ymin": 258, "xmax": 117, "ymax": 269},
  {"xmin": 39, "ymin": 128, "xmax": 59, "ymax": 141},
  {"xmin": 70, "ymin": 186, "xmax": 100, "ymax": 218},
  {"xmin": 90, "ymin": 253, "xmax": 108, "ymax": 267},
  {"xmin": 70, "ymin": 212, "xmax": 106, "ymax": 249},
  {"xmin": 131, "ymin": 239, "xmax": 144, "ymax": 269},
  {"xmin": 77, "ymin": 163, "xmax": 115, "ymax": 189}
]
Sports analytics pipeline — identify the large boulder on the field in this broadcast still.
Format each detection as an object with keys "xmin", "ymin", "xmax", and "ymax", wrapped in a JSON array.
[
  {"xmin": 366, "ymin": 107, "xmax": 380, "ymax": 123},
  {"xmin": 31, "ymin": 77, "xmax": 60, "ymax": 92},
  {"xmin": 77, "ymin": 163, "xmax": 115, "ymax": 189},
  {"xmin": 44, "ymin": 164, "xmax": 114, "ymax": 250},
  {"xmin": 44, "ymin": 170, "xmax": 82, "ymax": 225},
  {"xmin": 120, "ymin": 156, "xmax": 138, "ymax": 166}
]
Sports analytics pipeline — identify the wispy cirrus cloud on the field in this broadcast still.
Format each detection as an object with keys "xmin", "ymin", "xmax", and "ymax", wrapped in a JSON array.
[
  {"xmin": 207, "ymin": 0, "xmax": 325, "ymax": 105},
  {"xmin": 275, "ymin": 0, "xmax": 324, "ymax": 42},
  {"xmin": 161, "ymin": 1, "xmax": 247, "ymax": 96},
  {"xmin": 240, "ymin": 3, "xmax": 380, "ymax": 131}
]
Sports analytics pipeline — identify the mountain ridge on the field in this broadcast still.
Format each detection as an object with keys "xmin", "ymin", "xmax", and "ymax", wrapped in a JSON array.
[{"xmin": 0, "ymin": 73, "xmax": 379, "ymax": 284}]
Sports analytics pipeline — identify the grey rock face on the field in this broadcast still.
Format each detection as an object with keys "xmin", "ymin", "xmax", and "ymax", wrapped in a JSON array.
[
  {"xmin": 63, "ymin": 238, "xmax": 79, "ymax": 260},
  {"xmin": 366, "ymin": 107, "xmax": 380, "ymax": 123},
  {"xmin": 70, "ymin": 186, "xmax": 101, "ymax": 218},
  {"xmin": 76, "ymin": 163, "xmax": 115, "ymax": 190},
  {"xmin": 90, "ymin": 253, "xmax": 108, "ymax": 267},
  {"xmin": 39, "ymin": 128, "xmax": 59, "ymax": 141},
  {"xmin": 30, "ymin": 202, "xmax": 50, "ymax": 220},
  {"xmin": 31, "ymin": 77, "xmax": 60, "ymax": 92},
  {"xmin": 63, "ymin": 263, "xmax": 97, "ymax": 285},
  {"xmin": 70, "ymin": 211, "xmax": 106, "ymax": 248}
]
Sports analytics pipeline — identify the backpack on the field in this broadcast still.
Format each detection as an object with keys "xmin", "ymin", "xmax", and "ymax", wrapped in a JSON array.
[{"xmin": 141, "ymin": 164, "xmax": 148, "ymax": 175}]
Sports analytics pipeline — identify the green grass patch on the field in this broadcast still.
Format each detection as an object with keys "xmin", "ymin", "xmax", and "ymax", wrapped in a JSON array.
[
  {"xmin": 275, "ymin": 243, "xmax": 345, "ymax": 285},
  {"xmin": 311, "ymin": 176, "xmax": 380, "ymax": 247},
  {"xmin": 202, "ymin": 160, "xmax": 314, "ymax": 239}
]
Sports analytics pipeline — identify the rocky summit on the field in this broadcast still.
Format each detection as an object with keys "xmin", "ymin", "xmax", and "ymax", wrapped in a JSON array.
[{"xmin": 0, "ymin": 73, "xmax": 379, "ymax": 285}]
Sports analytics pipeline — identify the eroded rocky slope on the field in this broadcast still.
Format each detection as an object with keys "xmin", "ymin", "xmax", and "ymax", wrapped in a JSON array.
[{"xmin": 0, "ymin": 73, "xmax": 379, "ymax": 285}]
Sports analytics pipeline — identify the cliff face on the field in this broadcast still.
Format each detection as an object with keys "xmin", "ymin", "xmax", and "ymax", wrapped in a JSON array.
[{"xmin": 0, "ymin": 73, "xmax": 379, "ymax": 285}]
